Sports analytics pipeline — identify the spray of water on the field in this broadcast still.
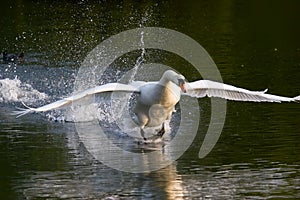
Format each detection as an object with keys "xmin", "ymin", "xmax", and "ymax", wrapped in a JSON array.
[
  {"xmin": 128, "ymin": 31, "xmax": 145, "ymax": 83},
  {"xmin": 0, "ymin": 77, "xmax": 48, "ymax": 103}
]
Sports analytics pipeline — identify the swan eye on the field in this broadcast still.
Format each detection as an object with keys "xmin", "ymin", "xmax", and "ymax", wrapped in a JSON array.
[
  {"xmin": 178, "ymin": 79, "xmax": 186, "ymax": 93},
  {"xmin": 178, "ymin": 78, "xmax": 185, "ymax": 85}
]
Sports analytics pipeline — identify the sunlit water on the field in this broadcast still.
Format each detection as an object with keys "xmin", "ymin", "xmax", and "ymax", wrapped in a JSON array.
[
  {"xmin": 1, "ymin": 1, "xmax": 300, "ymax": 199},
  {"xmin": 1, "ymin": 60, "xmax": 299, "ymax": 199}
]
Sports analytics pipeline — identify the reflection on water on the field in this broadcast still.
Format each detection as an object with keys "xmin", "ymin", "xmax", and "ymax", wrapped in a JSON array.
[
  {"xmin": 9, "ymin": 117, "xmax": 299, "ymax": 199},
  {"xmin": 181, "ymin": 163, "xmax": 300, "ymax": 199},
  {"xmin": 1, "ymin": 104, "xmax": 300, "ymax": 199},
  {"xmin": 1, "ymin": 0, "xmax": 300, "ymax": 199}
]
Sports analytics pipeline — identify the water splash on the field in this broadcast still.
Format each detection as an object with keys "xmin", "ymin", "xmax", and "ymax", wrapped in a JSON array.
[
  {"xmin": 128, "ymin": 30, "xmax": 146, "ymax": 83},
  {"xmin": 0, "ymin": 77, "xmax": 48, "ymax": 103}
]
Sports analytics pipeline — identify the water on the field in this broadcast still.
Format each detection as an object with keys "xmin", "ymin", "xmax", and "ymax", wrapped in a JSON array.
[{"xmin": 1, "ymin": 1, "xmax": 300, "ymax": 199}]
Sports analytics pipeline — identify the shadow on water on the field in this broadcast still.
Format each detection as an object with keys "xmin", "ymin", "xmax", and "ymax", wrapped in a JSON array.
[{"xmin": 1, "ymin": 0, "xmax": 300, "ymax": 199}]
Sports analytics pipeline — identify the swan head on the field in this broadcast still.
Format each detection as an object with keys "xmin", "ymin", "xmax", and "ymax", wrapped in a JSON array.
[{"xmin": 160, "ymin": 70, "xmax": 186, "ymax": 93}]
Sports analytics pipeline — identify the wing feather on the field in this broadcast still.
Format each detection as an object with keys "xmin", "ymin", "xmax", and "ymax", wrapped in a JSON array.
[
  {"xmin": 12, "ymin": 83, "xmax": 140, "ymax": 117},
  {"xmin": 185, "ymin": 80, "xmax": 300, "ymax": 103}
]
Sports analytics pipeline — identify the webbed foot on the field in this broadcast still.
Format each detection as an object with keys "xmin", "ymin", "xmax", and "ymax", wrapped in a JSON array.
[{"xmin": 156, "ymin": 125, "xmax": 165, "ymax": 137}]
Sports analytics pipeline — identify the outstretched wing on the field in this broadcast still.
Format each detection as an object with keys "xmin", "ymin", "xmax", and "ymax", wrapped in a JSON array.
[
  {"xmin": 12, "ymin": 83, "xmax": 140, "ymax": 117},
  {"xmin": 185, "ymin": 80, "xmax": 300, "ymax": 102}
]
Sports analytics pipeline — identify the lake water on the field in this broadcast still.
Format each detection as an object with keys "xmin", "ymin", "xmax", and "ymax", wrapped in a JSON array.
[{"xmin": 1, "ymin": 1, "xmax": 300, "ymax": 199}]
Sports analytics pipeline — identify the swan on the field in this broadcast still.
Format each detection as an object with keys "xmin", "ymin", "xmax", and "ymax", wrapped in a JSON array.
[{"xmin": 13, "ymin": 70, "xmax": 300, "ymax": 140}]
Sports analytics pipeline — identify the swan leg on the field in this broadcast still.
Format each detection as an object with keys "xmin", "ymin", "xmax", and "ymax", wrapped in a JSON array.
[
  {"xmin": 156, "ymin": 123, "xmax": 165, "ymax": 137},
  {"xmin": 141, "ymin": 128, "xmax": 147, "ymax": 140}
]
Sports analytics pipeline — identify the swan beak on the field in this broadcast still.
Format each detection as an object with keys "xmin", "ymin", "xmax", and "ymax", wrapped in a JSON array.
[{"xmin": 178, "ymin": 79, "xmax": 186, "ymax": 93}]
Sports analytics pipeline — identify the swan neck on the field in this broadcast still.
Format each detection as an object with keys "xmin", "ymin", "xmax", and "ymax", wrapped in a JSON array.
[{"xmin": 159, "ymin": 77, "xmax": 170, "ymax": 86}]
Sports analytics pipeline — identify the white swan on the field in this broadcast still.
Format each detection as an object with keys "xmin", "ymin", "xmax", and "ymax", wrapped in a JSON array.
[{"xmin": 13, "ymin": 70, "xmax": 300, "ymax": 140}]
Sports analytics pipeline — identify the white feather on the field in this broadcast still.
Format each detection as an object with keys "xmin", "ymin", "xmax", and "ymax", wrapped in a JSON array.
[
  {"xmin": 12, "ymin": 71, "xmax": 299, "ymax": 120},
  {"xmin": 185, "ymin": 80, "xmax": 299, "ymax": 102},
  {"xmin": 12, "ymin": 83, "xmax": 139, "ymax": 117}
]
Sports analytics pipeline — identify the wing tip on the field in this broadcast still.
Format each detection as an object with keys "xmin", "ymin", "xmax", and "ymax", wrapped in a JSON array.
[
  {"xmin": 295, "ymin": 95, "xmax": 300, "ymax": 102},
  {"xmin": 11, "ymin": 102, "xmax": 35, "ymax": 118},
  {"xmin": 11, "ymin": 108, "xmax": 33, "ymax": 118}
]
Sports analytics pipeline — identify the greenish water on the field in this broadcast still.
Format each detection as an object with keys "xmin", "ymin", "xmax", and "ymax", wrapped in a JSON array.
[{"xmin": 1, "ymin": 1, "xmax": 300, "ymax": 199}]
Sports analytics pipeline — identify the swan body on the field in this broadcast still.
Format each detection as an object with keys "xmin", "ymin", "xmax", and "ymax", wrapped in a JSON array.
[{"xmin": 13, "ymin": 70, "xmax": 300, "ymax": 140}]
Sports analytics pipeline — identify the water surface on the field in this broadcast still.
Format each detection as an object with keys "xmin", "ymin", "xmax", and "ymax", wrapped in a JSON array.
[{"xmin": 1, "ymin": 1, "xmax": 300, "ymax": 199}]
